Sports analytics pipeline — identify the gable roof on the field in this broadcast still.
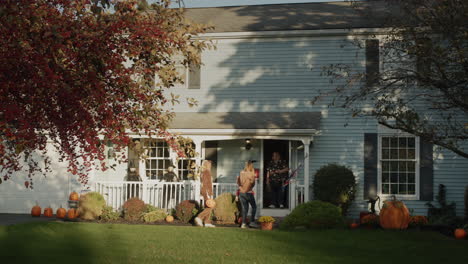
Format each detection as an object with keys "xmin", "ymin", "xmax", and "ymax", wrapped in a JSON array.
[
  {"xmin": 169, "ymin": 112, "xmax": 321, "ymax": 130},
  {"xmin": 184, "ymin": 1, "xmax": 392, "ymax": 33}
]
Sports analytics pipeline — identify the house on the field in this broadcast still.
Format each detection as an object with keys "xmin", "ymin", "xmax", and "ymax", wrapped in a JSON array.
[{"xmin": 1, "ymin": 1, "xmax": 467, "ymax": 218}]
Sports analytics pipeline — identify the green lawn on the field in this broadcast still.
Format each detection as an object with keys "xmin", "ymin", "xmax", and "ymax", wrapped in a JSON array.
[{"xmin": 0, "ymin": 222, "xmax": 467, "ymax": 264}]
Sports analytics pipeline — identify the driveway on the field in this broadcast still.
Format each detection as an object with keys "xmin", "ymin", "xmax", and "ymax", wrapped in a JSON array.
[{"xmin": 0, "ymin": 214, "xmax": 57, "ymax": 226}]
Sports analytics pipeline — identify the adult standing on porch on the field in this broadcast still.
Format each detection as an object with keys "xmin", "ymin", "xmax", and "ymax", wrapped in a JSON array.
[
  {"xmin": 194, "ymin": 160, "xmax": 216, "ymax": 227},
  {"xmin": 266, "ymin": 152, "xmax": 289, "ymax": 208},
  {"xmin": 237, "ymin": 160, "xmax": 258, "ymax": 228}
]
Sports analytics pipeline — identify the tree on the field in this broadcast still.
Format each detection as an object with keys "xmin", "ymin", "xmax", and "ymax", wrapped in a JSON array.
[
  {"xmin": 317, "ymin": 0, "xmax": 468, "ymax": 158},
  {"xmin": 0, "ymin": 0, "xmax": 212, "ymax": 187}
]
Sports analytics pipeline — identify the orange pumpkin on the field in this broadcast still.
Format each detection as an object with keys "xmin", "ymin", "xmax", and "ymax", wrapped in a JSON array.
[
  {"xmin": 56, "ymin": 206, "xmax": 66, "ymax": 219},
  {"xmin": 67, "ymin": 208, "xmax": 78, "ymax": 219},
  {"xmin": 31, "ymin": 202, "xmax": 41, "ymax": 217},
  {"xmin": 379, "ymin": 198, "xmax": 410, "ymax": 229},
  {"xmin": 454, "ymin": 229, "xmax": 467, "ymax": 240},
  {"xmin": 69, "ymin": 191, "xmax": 79, "ymax": 201},
  {"xmin": 165, "ymin": 215, "xmax": 174, "ymax": 223},
  {"xmin": 350, "ymin": 222, "xmax": 359, "ymax": 229},
  {"xmin": 237, "ymin": 216, "xmax": 250, "ymax": 224},
  {"xmin": 205, "ymin": 199, "xmax": 216, "ymax": 208},
  {"xmin": 43, "ymin": 206, "xmax": 53, "ymax": 218}
]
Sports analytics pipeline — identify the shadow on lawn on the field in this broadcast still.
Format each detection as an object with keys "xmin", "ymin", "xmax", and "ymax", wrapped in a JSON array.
[{"xmin": 0, "ymin": 222, "xmax": 127, "ymax": 263}]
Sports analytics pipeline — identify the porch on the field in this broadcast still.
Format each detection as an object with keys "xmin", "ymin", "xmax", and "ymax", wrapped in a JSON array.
[{"xmin": 93, "ymin": 112, "xmax": 320, "ymax": 217}]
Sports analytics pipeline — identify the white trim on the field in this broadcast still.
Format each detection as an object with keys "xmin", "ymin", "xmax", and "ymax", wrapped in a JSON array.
[
  {"xmin": 196, "ymin": 28, "xmax": 392, "ymax": 40},
  {"xmin": 169, "ymin": 128, "xmax": 318, "ymax": 136},
  {"xmin": 377, "ymin": 134, "xmax": 420, "ymax": 201}
]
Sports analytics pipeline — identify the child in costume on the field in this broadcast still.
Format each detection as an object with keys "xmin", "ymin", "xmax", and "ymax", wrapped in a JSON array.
[{"xmin": 194, "ymin": 160, "xmax": 215, "ymax": 227}]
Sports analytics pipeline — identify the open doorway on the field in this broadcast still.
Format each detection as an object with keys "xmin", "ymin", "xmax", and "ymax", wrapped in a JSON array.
[{"xmin": 262, "ymin": 140, "xmax": 289, "ymax": 209}]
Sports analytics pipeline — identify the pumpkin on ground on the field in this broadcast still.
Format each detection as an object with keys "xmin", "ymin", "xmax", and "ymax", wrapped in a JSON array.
[
  {"xmin": 43, "ymin": 206, "xmax": 53, "ymax": 217},
  {"xmin": 454, "ymin": 229, "xmax": 466, "ymax": 240},
  {"xmin": 56, "ymin": 206, "xmax": 67, "ymax": 219},
  {"xmin": 350, "ymin": 222, "xmax": 359, "ymax": 229},
  {"xmin": 379, "ymin": 198, "xmax": 410, "ymax": 229},
  {"xmin": 67, "ymin": 208, "xmax": 78, "ymax": 219},
  {"xmin": 69, "ymin": 191, "xmax": 79, "ymax": 201},
  {"xmin": 31, "ymin": 202, "xmax": 41, "ymax": 217},
  {"xmin": 165, "ymin": 215, "xmax": 174, "ymax": 223},
  {"xmin": 205, "ymin": 199, "xmax": 216, "ymax": 208}
]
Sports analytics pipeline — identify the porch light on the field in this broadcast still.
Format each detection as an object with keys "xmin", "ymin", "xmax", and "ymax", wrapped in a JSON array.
[{"xmin": 245, "ymin": 139, "xmax": 252, "ymax": 150}]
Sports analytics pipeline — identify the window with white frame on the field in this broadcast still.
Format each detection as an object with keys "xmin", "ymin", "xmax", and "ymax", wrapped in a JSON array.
[
  {"xmin": 145, "ymin": 140, "xmax": 171, "ymax": 180},
  {"xmin": 379, "ymin": 135, "xmax": 419, "ymax": 196},
  {"xmin": 177, "ymin": 142, "xmax": 196, "ymax": 180}
]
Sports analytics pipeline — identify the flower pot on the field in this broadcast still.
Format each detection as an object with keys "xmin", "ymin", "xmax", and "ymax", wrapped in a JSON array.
[{"xmin": 260, "ymin": 222, "xmax": 274, "ymax": 230}]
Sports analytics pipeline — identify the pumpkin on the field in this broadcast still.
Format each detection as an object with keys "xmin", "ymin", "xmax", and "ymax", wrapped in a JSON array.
[
  {"xmin": 31, "ymin": 202, "xmax": 41, "ymax": 217},
  {"xmin": 43, "ymin": 206, "xmax": 53, "ymax": 217},
  {"xmin": 56, "ymin": 205, "xmax": 66, "ymax": 219},
  {"xmin": 205, "ymin": 199, "xmax": 216, "ymax": 208},
  {"xmin": 165, "ymin": 215, "xmax": 174, "ymax": 223},
  {"xmin": 69, "ymin": 191, "xmax": 79, "ymax": 201},
  {"xmin": 379, "ymin": 198, "xmax": 410, "ymax": 229},
  {"xmin": 67, "ymin": 208, "xmax": 78, "ymax": 219},
  {"xmin": 237, "ymin": 216, "xmax": 249, "ymax": 224},
  {"xmin": 454, "ymin": 229, "xmax": 467, "ymax": 240},
  {"xmin": 350, "ymin": 222, "xmax": 359, "ymax": 229}
]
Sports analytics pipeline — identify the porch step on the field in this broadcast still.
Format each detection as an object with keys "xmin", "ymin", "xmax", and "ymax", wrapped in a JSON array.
[{"xmin": 260, "ymin": 209, "xmax": 289, "ymax": 217}]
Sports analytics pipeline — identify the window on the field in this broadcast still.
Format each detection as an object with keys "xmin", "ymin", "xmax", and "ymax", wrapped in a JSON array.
[
  {"xmin": 175, "ymin": 64, "xmax": 200, "ymax": 89},
  {"xmin": 177, "ymin": 142, "xmax": 196, "ymax": 180},
  {"xmin": 379, "ymin": 135, "xmax": 419, "ymax": 197},
  {"xmin": 145, "ymin": 140, "xmax": 171, "ymax": 180}
]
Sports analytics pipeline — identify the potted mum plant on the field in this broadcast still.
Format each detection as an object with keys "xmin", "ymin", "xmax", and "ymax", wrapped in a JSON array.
[{"xmin": 258, "ymin": 216, "xmax": 275, "ymax": 230}]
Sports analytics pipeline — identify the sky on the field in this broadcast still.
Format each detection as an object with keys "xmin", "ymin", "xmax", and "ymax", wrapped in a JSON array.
[{"xmin": 169, "ymin": 0, "xmax": 344, "ymax": 8}]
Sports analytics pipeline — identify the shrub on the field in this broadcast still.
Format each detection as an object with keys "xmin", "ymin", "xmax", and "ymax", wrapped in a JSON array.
[
  {"xmin": 426, "ymin": 184, "xmax": 457, "ymax": 226},
  {"xmin": 258, "ymin": 216, "xmax": 275, "ymax": 223},
  {"xmin": 145, "ymin": 204, "xmax": 158, "ymax": 213},
  {"xmin": 361, "ymin": 214, "xmax": 379, "ymax": 227},
  {"xmin": 143, "ymin": 209, "xmax": 167, "ymax": 223},
  {"xmin": 280, "ymin": 201, "xmax": 344, "ymax": 230},
  {"xmin": 312, "ymin": 164, "xmax": 356, "ymax": 216},
  {"xmin": 123, "ymin": 198, "xmax": 146, "ymax": 222},
  {"xmin": 175, "ymin": 200, "xmax": 199, "ymax": 223},
  {"xmin": 101, "ymin": 206, "xmax": 121, "ymax": 222},
  {"xmin": 409, "ymin": 215, "xmax": 429, "ymax": 228},
  {"xmin": 213, "ymin": 193, "xmax": 239, "ymax": 224},
  {"xmin": 78, "ymin": 192, "xmax": 106, "ymax": 220},
  {"xmin": 464, "ymin": 186, "xmax": 468, "ymax": 220}
]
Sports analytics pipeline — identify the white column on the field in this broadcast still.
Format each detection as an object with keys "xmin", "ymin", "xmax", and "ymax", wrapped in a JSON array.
[
  {"xmin": 303, "ymin": 139, "xmax": 311, "ymax": 202},
  {"xmin": 191, "ymin": 137, "xmax": 203, "ymax": 203}
]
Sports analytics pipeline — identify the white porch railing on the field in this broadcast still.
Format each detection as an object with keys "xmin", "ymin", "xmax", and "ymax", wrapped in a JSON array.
[
  {"xmin": 94, "ymin": 181, "xmax": 242, "ymax": 211},
  {"xmin": 295, "ymin": 184, "xmax": 306, "ymax": 207}
]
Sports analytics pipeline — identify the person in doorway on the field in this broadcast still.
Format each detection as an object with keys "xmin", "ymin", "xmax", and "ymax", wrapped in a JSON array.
[
  {"xmin": 237, "ymin": 160, "xmax": 258, "ymax": 228},
  {"xmin": 266, "ymin": 152, "xmax": 289, "ymax": 208},
  {"xmin": 161, "ymin": 165, "xmax": 180, "ymax": 209},
  {"xmin": 194, "ymin": 160, "xmax": 216, "ymax": 227}
]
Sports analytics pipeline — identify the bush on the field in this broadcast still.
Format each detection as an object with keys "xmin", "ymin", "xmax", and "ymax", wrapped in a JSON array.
[
  {"xmin": 312, "ymin": 164, "xmax": 356, "ymax": 216},
  {"xmin": 78, "ymin": 192, "xmax": 106, "ymax": 220},
  {"xmin": 213, "ymin": 193, "xmax": 239, "ymax": 224},
  {"xmin": 145, "ymin": 204, "xmax": 158, "ymax": 213},
  {"xmin": 464, "ymin": 186, "xmax": 468, "ymax": 220},
  {"xmin": 426, "ymin": 184, "xmax": 457, "ymax": 226},
  {"xmin": 280, "ymin": 201, "xmax": 344, "ymax": 229},
  {"xmin": 123, "ymin": 198, "xmax": 146, "ymax": 222},
  {"xmin": 361, "ymin": 214, "xmax": 379, "ymax": 227},
  {"xmin": 175, "ymin": 200, "xmax": 199, "ymax": 224},
  {"xmin": 143, "ymin": 209, "xmax": 167, "ymax": 223},
  {"xmin": 101, "ymin": 206, "xmax": 121, "ymax": 222}
]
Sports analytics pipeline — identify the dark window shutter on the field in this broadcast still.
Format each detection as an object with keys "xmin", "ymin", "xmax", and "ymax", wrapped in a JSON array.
[
  {"xmin": 419, "ymin": 140, "xmax": 434, "ymax": 201},
  {"xmin": 364, "ymin": 133, "xmax": 378, "ymax": 199},
  {"xmin": 188, "ymin": 64, "xmax": 200, "ymax": 89},
  {"xmin": 365, "ymin": 39, "xmax": 379, "ymax": 87},
  {"xmin": 416, "ymin": 38, "xmax": 432, "ymax": 79}
]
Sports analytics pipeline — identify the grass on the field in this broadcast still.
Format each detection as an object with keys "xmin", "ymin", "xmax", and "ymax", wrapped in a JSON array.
[{"xmin": 0, "ymin": 222, "xmax": 467, "ymax": 264}]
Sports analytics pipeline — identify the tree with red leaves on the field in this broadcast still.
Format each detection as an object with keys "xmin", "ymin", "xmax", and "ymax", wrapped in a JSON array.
[{"xmin": 0, "ymin": 0, "xmax": 211, "ymax": 187}]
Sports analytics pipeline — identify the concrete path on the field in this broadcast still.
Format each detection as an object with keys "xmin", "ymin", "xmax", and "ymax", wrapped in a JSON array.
[{"xmin": 0, "ymin": 214, "xmax": 57, "ymax": 226}]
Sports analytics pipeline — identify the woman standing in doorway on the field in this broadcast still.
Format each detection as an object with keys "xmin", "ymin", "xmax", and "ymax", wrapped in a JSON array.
[{"xmin": 266, "ymin": 152, "xmax": 289, "ymax": 208}]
